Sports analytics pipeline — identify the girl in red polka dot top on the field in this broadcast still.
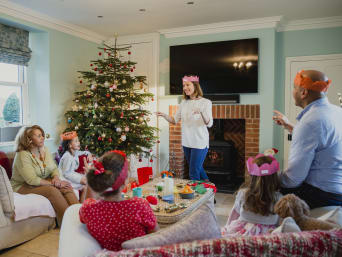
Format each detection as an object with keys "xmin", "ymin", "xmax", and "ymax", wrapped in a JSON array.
[{"xmin": 79, "ymin": 150, "xmax": 159, "ymax": 251}]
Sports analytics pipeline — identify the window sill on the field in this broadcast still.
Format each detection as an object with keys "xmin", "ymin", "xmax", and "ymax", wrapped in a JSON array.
[{"xmin": 0, "ymin": 138, "xmax": 55, "ymax": 147}]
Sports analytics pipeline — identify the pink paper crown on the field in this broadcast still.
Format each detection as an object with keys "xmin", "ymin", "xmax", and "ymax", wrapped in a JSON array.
[
  {"xmin": 182, "ymin": 75, "xmax": 199, "ymax": 82},
  {"xmin": 246, "ymin": 153, "xmax": 279, "ymax": 177}
]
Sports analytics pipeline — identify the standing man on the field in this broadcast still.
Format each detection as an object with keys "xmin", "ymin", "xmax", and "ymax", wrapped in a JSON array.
[{"xmin": 273, "ymin": 70, "xmax": 342, "ymax": 208}]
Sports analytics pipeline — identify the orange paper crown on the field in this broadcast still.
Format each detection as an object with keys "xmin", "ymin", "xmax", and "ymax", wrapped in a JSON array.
[
  {"xmin": 60, "ymin": 131, "xmax": 77, "ymax": 141},
  {"xmin": 294, "ymin": 70, "xmax": 332, "ymax": 92}
]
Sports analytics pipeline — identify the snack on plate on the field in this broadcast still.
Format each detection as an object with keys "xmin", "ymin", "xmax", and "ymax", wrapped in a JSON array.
[
  {"xmin": 165, "ymin": 204, "xmax": 179, "ymax": 213},
  {"xmin": 179, "ymin": 185, "xmax": 195, "ymax": 199},
  {"xmin": 180, "ymin": 185, "xmax": 193, "ymax": 194}
]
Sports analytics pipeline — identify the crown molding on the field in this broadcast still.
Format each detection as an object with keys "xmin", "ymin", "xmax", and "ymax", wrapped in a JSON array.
[
  {"xmin": 158, "ymin": 16, "xmax": 283, "ymax": 38},
  {"xmin": 0, "ymin": 0, "xmax": 106, "ymax": 44},
  {"xmin": 106, "ymin": 32, "xmax": 160, "ymax": 46},
  {"xmin": 278, "ymin": 16, "xmax": 342, "ymax": 32}
]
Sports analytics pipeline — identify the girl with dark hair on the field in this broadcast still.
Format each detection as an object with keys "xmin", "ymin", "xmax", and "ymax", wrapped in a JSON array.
[
  {"xmin": 79, "ymin": 151, "xmax": 159, "ymax": 251},
  {"xmin": 221, "ymin": 154, "xmax": 282, "ymax": 237},
  {"xmin": 156, "ymin": 75, "xmax": 213, "ymax": 181},
  {"xmin": 58, "ymin": 131, "xmax": 93, "ymax": 200}
]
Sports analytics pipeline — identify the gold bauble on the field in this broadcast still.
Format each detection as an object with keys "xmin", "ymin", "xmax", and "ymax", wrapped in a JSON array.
[
  {"xmin": 146, "ymin": 117, "xmax": 151, "ymax": 122},
  {"xmin": 122, "ymin": 79, "xmax": 127, "ymax": 84},
  {"xmin": 138, "ymin": 117, "xmax": 144, "ymax": 123}
]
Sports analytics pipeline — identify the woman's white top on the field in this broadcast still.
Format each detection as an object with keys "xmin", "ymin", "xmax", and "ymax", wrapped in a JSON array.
[
  {"xmin": 234, "ymin": 189, "xmax": 283, "ymax": 225},
  {"xmin": 58, "ymin": 150, "xmax": 90, "ymax": 190},
  {"xmin": 174, "ymin": 97, "xmax": 213, "ymax": 149}
]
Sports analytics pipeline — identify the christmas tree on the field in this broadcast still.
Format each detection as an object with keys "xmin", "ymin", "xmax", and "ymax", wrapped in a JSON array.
[{"xmin": 64, "ymin": 38, "xmax": 159, "ymax": 158}]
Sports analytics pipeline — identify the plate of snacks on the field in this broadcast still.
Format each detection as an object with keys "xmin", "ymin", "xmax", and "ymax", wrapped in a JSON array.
[{"xmin": 179, "ymin": 185, "xmax": 195, "ymax": 199}]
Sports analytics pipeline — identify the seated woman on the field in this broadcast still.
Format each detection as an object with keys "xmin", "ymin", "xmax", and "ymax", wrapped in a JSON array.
[
  {"xmin": 10, "ymin": 125, "xmax": 79, "ymax": 226},
  {"xmin": 58, "ymin": 131, "xmax": 93, "ymax": 202}
]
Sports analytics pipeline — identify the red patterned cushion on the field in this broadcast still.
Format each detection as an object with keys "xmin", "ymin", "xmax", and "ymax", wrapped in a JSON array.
[
  {"xmin": 93, "ymin": 229, "xmax": 342, "ymax": 257},
  {"xmin": 0, "ymin": 151, "xmax": 12, "ymax": 179}
]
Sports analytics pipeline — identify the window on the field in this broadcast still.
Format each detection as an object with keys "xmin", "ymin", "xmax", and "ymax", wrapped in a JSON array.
[{"xmin": 0, "ymin": 62, "xmax": 28, "ymax": 142}]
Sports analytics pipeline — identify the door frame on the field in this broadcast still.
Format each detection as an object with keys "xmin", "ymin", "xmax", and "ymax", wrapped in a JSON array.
[
  {"xmin": 106, "ymin": 33, "xmax": 161, "ymax": 172},
  {"xmin": 284, "ymin": 53, "xmax": 342, "ymax": 163}
]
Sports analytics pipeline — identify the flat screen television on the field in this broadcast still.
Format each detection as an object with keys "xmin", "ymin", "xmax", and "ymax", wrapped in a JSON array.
[{"xmin": 170, "ymin": 38, "xmax": 259, "ymax": 99}]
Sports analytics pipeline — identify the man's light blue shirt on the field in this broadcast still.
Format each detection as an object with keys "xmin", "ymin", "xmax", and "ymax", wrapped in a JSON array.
[{"xmin": 280, "ymin": 97, "xmax": 342, "ymax": 194}]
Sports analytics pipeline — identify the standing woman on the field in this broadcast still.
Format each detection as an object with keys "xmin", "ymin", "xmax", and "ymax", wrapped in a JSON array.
[
  {"xmin": 11, "ymin": 125, "xmax": 79, "ymax": 225},
  {"xmin": 156, "ymin": 75, "xmax": 213, "ymax": 181}
]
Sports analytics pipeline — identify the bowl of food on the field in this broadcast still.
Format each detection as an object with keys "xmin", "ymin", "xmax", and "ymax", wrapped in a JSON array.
[{"xmin": 179, "ymin": 185, "xmax": 195, "ymax": 199}]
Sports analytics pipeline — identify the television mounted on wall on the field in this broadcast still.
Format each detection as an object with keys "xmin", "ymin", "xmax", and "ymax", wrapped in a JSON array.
[{"xmin": 170, "ymin": 38, "xmax": 259, "ymax": 101}]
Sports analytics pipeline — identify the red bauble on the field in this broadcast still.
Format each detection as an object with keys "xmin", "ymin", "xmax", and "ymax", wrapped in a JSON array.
[
  {"xmin": 139, "ymin": 159, "xmax": 142, "ymax": 162},
  {"xmin": 108, "ymin": 138, "xmax": 112, "ymax": 142},
  {"xmin": 133, "ymin": 66, "xmax": 136, "ymax": 69},
  {"xmin": 108, "ymin": 53, "xmax": 111, "ymax": 56},
  {"xmin": 120, "ymin": 112, "xmax": 124, "ymax": 118},
  {"xmin": 157, "ymin": 140, "xmax": 160, "ymax": 143},
  {"xmin": 90, "ymin": 64, "xmax": 93, "ymax": 66},
  {"xmin": 98, "ymin": 52, "xmax": 102, "ymax": 56},
  {"xmin": 98, "ymin": 136, "xmax": 102, "ymax": 141},
  {"xmin": 146, "ymin": 138, "xmax": 150, "ymax": 141},
  {"xmin": 106, "ymin": 93, "xmax": 110, "ymax": 98},
  {"xmin": 149, "ymin": 149, "xmax": 153, "ymax": 152},
  {"xmin": 79, "ymin": 80, "xmax": 82, "ymax": 83},
  {"xmin": 99, "ymin": 70, "xmax": 103, "ymax": 73},
  {"xmin": 109, "ymin": 64, "xmax": 112, "ymax": 67},
  {"xmin": 128, "ymin": 51, "xmax": 131, "ymax": 55},
  {"xmin": 152, "ymin": 98, "xmax": 154, "ymax": 101},
  {"xmin": 112, "ymin": 107, "xmax": 115, "ymax": 111},
  {"xmin": 94, "ymin": 67, "xmax": 97, "ymax": 71},
  {"xmin": 124, "ymin": 65, "xmax": 127, "ymax": 68},
  {"xmin": 104, "ymin": 48, "xmax": 107, "ymax": 51},
  {"xmin": 150, "ymin": 159, "xmax": 153, "ymax": 163},
  {"xmin": 130, "ymin": 68, "xmax": 134, "ymax": 72}
]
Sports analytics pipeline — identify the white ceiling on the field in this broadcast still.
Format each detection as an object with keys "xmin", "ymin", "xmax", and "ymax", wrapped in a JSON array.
[{"xmin": 6, "ymin": 0, "xmax": 342, "ymax": 37}]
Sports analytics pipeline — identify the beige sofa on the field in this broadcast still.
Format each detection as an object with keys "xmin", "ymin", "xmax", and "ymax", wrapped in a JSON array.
[{"xmin": 0, "ymin": 165, "xmax": 55, "ymax": 250}]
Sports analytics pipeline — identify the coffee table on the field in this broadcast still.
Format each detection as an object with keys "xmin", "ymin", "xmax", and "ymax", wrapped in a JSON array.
[{"xmin": 128, "ymin": 178, "xmax": 215, "ymax": 226}]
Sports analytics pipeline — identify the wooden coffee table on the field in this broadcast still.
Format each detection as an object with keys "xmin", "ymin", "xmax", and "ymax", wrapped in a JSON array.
[{"xmin": 127, "ymin": 178, "xmax": 215, "ymax": 227}]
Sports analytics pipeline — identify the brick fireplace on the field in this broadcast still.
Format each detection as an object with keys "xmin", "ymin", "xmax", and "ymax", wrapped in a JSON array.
[{"xmin": 169, "ymin": 104, "xmax": 260, "ymax": 181}]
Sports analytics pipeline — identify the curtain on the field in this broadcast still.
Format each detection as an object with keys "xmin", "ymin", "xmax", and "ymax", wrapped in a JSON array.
[{"xmin": 0, "ymin": 23, "xmax": 32, "ymax": 66}]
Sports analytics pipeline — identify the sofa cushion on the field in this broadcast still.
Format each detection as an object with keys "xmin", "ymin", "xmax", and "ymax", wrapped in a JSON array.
[
  {"xmin": 13, "ymin": 192, "xmax": 56, "ymax": 221},
  {"xmin": 272, "ymin": 217, "xmax": 301, "ymax": 234},
  {"xmin": 122, "ymin": 199, "xmax": 221, "ymax": 250},
  {"xmin": 318, "ymin": 207, "xmax": 342, "ymax": 227},
  {"xmin": 94, "ymin": 229, "xmax": 342, "ymax": 257},
  {"xmin": 0, "ymin": 165, "xmax": 14, "ymax": 218},
  {"xmin": 0, "ymin": 151, "xmax": 12, "ymax": 179}
]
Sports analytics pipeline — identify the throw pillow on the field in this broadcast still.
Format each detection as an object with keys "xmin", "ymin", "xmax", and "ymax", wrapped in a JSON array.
[
  {"xmin": 0, "ymin": 165, "xmax": 15, "ymax": 218},
  {"xmin": 318, "ymin": 207, "xmax": 342, "ymax": 227},
  {"xmin": 272, "ymin": 217, "xmax": 301, "ymax": 234},
  {"xmin": 122, "ymin": 199, "xmax": 221, "ymax": 249}
]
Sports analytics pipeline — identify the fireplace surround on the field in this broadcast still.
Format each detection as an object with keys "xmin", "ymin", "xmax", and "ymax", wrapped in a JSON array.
[{"xmin": 169, "ymin": 104, "xmax": 260, "ymax": 193}]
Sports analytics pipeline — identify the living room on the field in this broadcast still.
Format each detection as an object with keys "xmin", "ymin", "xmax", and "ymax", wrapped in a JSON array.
[{"xmin": 0, "ymin": 0, "xmax": 342, "ymax": 256}]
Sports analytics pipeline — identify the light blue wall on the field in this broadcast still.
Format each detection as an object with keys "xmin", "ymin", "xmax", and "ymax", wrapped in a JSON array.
[
  {"xmin": 274, "ymin": 26, "xmax": 342, "ymax": 166},
  {"xmin": 158, "ymin": 28, "xmax": 277, "ymax": 169},
  {"xmin": 0, "ymin": 14, "xmax": 99, "ymax": 153}
]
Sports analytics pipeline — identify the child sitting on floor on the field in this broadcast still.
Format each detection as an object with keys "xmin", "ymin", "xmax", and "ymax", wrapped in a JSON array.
[
  {"xmin": 58, "ymin": 131, "xmax": 93, "ymax": 201},
  {"xmin": 221, "ymin": 153, "xmax": 282, "ymax": 237},
  {"xmin": 79, "ymin": 150, "xmax": 159, "ymax": 251}
]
